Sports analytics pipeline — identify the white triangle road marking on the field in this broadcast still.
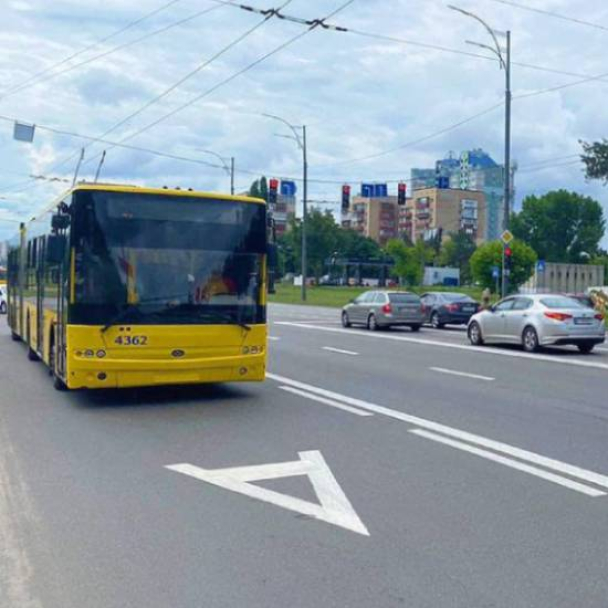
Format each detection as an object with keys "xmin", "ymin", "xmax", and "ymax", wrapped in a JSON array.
[{"xmin": 166, "ymin": 450, "xmax": 369, "ymax": 536}]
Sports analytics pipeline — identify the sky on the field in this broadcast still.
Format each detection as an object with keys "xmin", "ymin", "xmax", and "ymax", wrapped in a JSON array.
[{"xmin": 0, "ymin": 0, "xmax": 608, "ymax": 242}]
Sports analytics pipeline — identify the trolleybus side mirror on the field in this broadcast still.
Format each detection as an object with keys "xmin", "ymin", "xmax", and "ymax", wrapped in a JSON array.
[
  {"xmin": 51, "ymin": 213, "xmax": 70, "ymax": 231},
  {"xmin": 46, "ymin": 235, "xmax": 67, "ymax": 264}
]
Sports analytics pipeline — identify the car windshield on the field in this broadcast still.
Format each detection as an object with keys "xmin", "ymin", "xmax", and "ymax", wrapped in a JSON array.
[
  {"xmin": 71, "ymin": 190, "xmax": 266, "ymax": 326},
  {"xmin": 389, "ymin": 293, "xmax": 420, "ymax": 303},
  {"xmin": 540, "ymin": 296, "xmax": 585, "ymax": 309}
]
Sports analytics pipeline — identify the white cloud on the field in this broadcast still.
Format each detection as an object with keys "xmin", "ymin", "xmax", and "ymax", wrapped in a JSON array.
[{"xmin": 0, "ymin": 0, "xmax": 606, "ymax": 243}]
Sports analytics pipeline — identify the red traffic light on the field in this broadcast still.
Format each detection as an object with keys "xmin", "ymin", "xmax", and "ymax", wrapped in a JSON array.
[
  {"xmin": 269, "ymin": 178, "xmax": 279, "ymax": 190},
  {"xmin": 342, "ymin": 185, "xmax": 351, "ymax": 195},
  {"xmin": 398, "ymin": 183, "xmax": 407, "ymax": 193},
  {"xmin": 505, "ymin": 246, "xmax": 513, "ymax": 257}
]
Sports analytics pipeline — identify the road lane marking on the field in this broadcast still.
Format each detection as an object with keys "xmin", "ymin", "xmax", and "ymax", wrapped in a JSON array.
[
  {"xmin": 322, "ymin": 346, "xmax": 359, "ymax": 356},
  {"xmin": 166, "ymin": 450, "xmax": 369, "ymax": 536},
  {"xmin": 268, "ymin": 336, "xmax": 281, "ymax": 341},
  {"xmin": 267, "ymin": 373, "xmax": 608, "ymax": 494},
  {"xmin": 275, "ymin": 322, "xmax": 608, "ymax": 372},
  {"xmin": 409, "ymin": 430, "xmax": 606, "ymax": 497},
  {"xmin": 430, "ymin": 367, "xmax": 494, "ymax": 382},
  {"xmin": 279, "ymin": 385, "xmax": 373, "ymax": 417}
]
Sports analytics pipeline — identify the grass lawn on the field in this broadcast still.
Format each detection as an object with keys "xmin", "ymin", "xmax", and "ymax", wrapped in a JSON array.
[{"xmin": 269, "ymin": 283, "xmax": 490, "ymax": 308}]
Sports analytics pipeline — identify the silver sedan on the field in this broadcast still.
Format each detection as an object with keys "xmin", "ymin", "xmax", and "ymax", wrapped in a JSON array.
[{"xmin": 467, "ymin": 294, "xmax": 606, "ymax": 353}]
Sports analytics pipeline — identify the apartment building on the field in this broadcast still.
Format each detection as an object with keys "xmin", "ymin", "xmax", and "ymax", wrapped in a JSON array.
[
  {"xmin": 399, "ymin": 187, "xmax": 487, "ymax": 245},
  {"xmin": 342, "ymin": 196, "xmax": 399, "ymax": 246}
]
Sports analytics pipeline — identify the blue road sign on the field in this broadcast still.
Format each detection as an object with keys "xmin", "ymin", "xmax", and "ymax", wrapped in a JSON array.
[
  {"xmin": 537, "ymin": 260, "xmax": 546, "ymax": 272},
  {"xmin": 280, "ymin": 180, "xmax": 297, "ymax": 197},
  {"xmin": 492, "ymin": 266, "xmax": 500, "ymax": 279}
]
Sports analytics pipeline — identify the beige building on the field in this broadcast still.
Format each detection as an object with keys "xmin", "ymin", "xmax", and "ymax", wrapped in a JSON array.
[
  {"xmin": 398, "ymin": 188, "xmax": 487, "ymax": 245},
  {"xmin": 341, "ymin": 196, "xmax": 399, "ymax": 246}
]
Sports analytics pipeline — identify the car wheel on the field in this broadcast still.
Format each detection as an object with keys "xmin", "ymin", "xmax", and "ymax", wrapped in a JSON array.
[
  {"xmin": 367, "ymin": 314, "xmax": 379, "ymax": 331},
  {"xmin": 11, "ymin": 331, "xmax": 20, "ymax": 342},
  {"xmin": 0, "ymin": 302, "xmax": 6, "ymax": 314},
  {"xmin": 409, "ymin": 324, "xmax": 421, "ymax": 332},
  {"xmin": 468, "ymin": 322, "xmax": 484, "ymax": 346},
  {"xmin": 578, "ymin": 342, "xmax": 595, "ymax": 354},
  {"xmin": 341, "ymin": 311, "xmax": 351, "ymax": 328},
  {"xmin": 522, "ymin": 326, "xmax": 540, "ymax": 353},
  {"xmin": 431, "ymin": 312, "xmax": 444, "ymax": 329}
]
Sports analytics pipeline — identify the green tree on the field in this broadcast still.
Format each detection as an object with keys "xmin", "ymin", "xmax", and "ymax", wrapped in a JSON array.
[
  {"xmin": 439, "ymin": 231, "xmax": 477, "ymax": 284},
  {"xmin": 248, "ymin": 177, "xmax": 269, "ymax": 200},
  {"xmin": 581, "ymin": 140, "xmax": 608, "ymax": 184},
  {"xmin": 511, "ymin": 190, "xmax": 605, "ymax": 263},
  {"xmin": 470, "ymin": 239, "xmax": 537, "ymax": 292},
  {"xmin": 385, "ymin": 239, "xmax": 434, "ymax": 286}
]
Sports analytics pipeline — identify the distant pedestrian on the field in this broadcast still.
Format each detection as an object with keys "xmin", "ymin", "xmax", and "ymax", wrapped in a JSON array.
[{"xmin": 481, "ymin": 288, "xmax": 492, "ymax": 310}]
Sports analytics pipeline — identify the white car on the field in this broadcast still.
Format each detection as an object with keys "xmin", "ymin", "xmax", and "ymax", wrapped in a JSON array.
[
  {"xmin": 467, "ymin": 293, "xmax": 605, "ymax": 353},
  {"xmin": 0, "ymin": 286, "xmax": 6, "ymax": 315}
]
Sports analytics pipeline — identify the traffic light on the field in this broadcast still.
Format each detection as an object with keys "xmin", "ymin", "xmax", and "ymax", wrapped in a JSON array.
[
  {"xmin": 398, "ymin": 182, "xmax": 407, "ymax": 206},
  {"xmin": 341, "ymin": 184, "xmax": 351, "ymax": 212},
  {"xmin": 268, "ymin": 178, "xmax": 279, "ymax": 205},
  {"xmin": 504, "ymin": 245, "xmax": 513, "ymax": 273}
]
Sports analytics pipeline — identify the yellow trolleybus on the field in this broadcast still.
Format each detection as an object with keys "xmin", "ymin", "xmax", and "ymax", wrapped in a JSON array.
[{"xmin": 7, "ymin": 184, "xmax": 273, "ymax": 390}]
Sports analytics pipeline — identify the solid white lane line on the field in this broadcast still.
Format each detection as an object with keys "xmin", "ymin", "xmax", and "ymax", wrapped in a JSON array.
[
  {"xmin": 267, "ymin": 373, "xmax": 608, "ymax": 491},
  {"xmin": 430, "ymin": 367, "xmax": 494, "ymax": 382},
  {"xmin": 268, "ymin": 336, "xmax": 281, "ymax": 341},
  {"xmin": 409, "ymin": 429, "xmax": 606, "ymax": 498},
  {"xmin": 322, "ymin": 346, "xmax": 359, "ymax": 356},
  {"xmin": 275, "ymin": 322, "xmax": 608, "ymax": 372},
  {"xmin": 279, "ymin": 386, "xmax": 373, "ymax": 417}
]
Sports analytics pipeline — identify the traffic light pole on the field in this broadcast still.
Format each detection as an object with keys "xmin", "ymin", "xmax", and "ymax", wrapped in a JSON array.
[
  {"xmin": 501, "ymin": 244, "xmax": 506, "ymax": 297},
  {"xmin": 301, "ymin": 125, "xmax": 308, "ymax": 302},
  {"xmin": 502, "ymin": 31, "xmax": 512, "ymax": 298}
]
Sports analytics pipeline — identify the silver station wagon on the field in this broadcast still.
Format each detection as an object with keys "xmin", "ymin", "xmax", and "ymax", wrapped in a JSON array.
[
  {"xmin": 467, "ymin": 294, "xmax": 606, "ymax": 353},
  {"xmin": 341, "ymin": 290, "xmax": 424, "ymax": 331}
]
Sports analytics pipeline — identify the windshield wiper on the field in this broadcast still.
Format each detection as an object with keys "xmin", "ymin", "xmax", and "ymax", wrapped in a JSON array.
[
  {"xmin": 197, "ymin": 310, "xmax": 251, "ymax": 332},
  {"xmin": 101, "ymin": 303, "xmax": 141, "ymax": 333}
]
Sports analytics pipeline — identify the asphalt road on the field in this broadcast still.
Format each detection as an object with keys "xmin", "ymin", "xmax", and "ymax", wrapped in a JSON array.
[{"xmin": 1, "ymin": 304, "xmax": 608, "ymax": 608}]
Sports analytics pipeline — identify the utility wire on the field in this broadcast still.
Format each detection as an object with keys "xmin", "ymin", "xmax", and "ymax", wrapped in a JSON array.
[
  {"xmin": 5, "ymin": 0, "xmax": 295, "ymax": 193},
  {"xmin": 81, "ymin": 0, "xmax": 357, "ymax": 169},
  {"xmin": 0, "ymin": 3, "xmax": 224, "ymax": 102},
  {"xmin": 311, "ymin": 102, "xmax": 504, "ymax": 169},
  {"xmin": 483, "ymin": 0, "xmax": 608, "ymax": 33},
  {"xmin": 1, "ymin": 0, "xmax": 184, "ymax": 98}
]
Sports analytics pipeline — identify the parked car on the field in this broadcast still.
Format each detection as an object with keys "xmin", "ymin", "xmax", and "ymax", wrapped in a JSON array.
[
  {"xmin": 420, "ymin": 292, "xmax": 480, "ymax": 328},
  {"xmin": 467, "ymin": 294, "xmax": 605, "ymax": 353},
  {"xmin": 0, "ymin": 285, "xmax": 6, "ymax": 314},
  {"xmin": 342, "ymin": 290, "xmax": 424, "ymax": 331}
]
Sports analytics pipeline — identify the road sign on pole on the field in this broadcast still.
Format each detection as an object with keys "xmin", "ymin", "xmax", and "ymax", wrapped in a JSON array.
[{"xmin": 501, "ymin": 230, "xmax": 514, "ymax": 245}]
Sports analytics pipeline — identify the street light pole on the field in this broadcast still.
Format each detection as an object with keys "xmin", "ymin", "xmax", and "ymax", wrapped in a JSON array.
[
  {"xmin": 197, "ymin": 149, "xmax": 234, "ymax": 195},
  {"xmin": 449, "ymin": 5, "xmax": 512, "ymax": 296},
  {"xmin": 262, "ymin": 113, "xmax": 308, "ymax": 301},
  {"xmin": 302, "ymin": 125, "xmax": 308, "ymax": 302},
  {"xmin": 503, "ymin": 30, "xmax": 512, "ymax": 233},
  {"xmin": 230, "ymin": 156, "xmax": 235, "ymax": 195}
]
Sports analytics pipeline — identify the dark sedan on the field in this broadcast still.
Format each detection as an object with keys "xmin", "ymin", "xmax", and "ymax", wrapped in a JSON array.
[{"xmin": 421, "ymin": 292, "xmax": 480, "ymax": 328}]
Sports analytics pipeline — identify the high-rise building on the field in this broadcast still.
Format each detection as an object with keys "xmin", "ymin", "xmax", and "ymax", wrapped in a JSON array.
[
  {"xmin": 398, "ymin": 187, "xmax": 487, "ymax": 245},
  {"xmin": 411, "ymin": 149, "xmax": 508, "ymax": 241}
]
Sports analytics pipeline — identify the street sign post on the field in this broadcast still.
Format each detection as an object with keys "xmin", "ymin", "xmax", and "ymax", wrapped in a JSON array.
[{"xmin": 492, "ymin": 265, "xmax": 500, "ymax": 295}]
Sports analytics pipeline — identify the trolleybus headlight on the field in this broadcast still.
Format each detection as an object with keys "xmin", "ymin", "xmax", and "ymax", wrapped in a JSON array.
[
  {"xmin": 84, "ymin": 349, "xmax": 94, "ymax": 357},
  {"xmin": 242, "ymin": 346, "xmax": 250, "ymax": 354},
  {"xmin": 96, "ymin": 350, "xmax": 106, "ymax": 358}
]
